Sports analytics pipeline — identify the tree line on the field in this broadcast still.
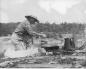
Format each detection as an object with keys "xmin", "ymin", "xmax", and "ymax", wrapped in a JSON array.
[{"xmin": 0, "ymin": 22, "xmax": 85, "ymax": 36}]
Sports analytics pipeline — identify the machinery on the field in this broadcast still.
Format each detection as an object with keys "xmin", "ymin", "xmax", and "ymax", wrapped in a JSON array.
[{"xmin": 40, "ymin": 37, "xmax": 75, "ymax": 55}]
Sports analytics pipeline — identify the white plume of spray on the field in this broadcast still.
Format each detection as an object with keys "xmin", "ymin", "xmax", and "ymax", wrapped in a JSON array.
[{"xmin": 4, "ymin": 46, "xmax": 39, "ymax": 58}]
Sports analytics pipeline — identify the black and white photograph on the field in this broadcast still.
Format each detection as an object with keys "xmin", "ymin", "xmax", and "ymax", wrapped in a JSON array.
[{"xmin": 0, "ymin": 0, "xmax": 86, "ymax": 68}]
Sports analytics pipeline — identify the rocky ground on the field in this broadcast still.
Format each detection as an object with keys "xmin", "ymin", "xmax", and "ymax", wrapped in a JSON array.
[
  {"xmin": 0, "ymin": 36, "xmax": 86, "ymax": 68},
  {"xmin": 0, "ymin": 53, "xmax": 86, "ymax": 68}
]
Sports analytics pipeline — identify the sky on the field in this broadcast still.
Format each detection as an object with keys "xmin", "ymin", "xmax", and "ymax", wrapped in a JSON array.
[{"xmin": 0, "ymin": 0, "xmax": 86, "ymax": 24}]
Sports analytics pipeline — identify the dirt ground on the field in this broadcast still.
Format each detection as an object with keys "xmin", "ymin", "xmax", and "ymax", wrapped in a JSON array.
[{"xmin": 0, "ymin": 36, "xmax": 86, "ymax": 68}]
